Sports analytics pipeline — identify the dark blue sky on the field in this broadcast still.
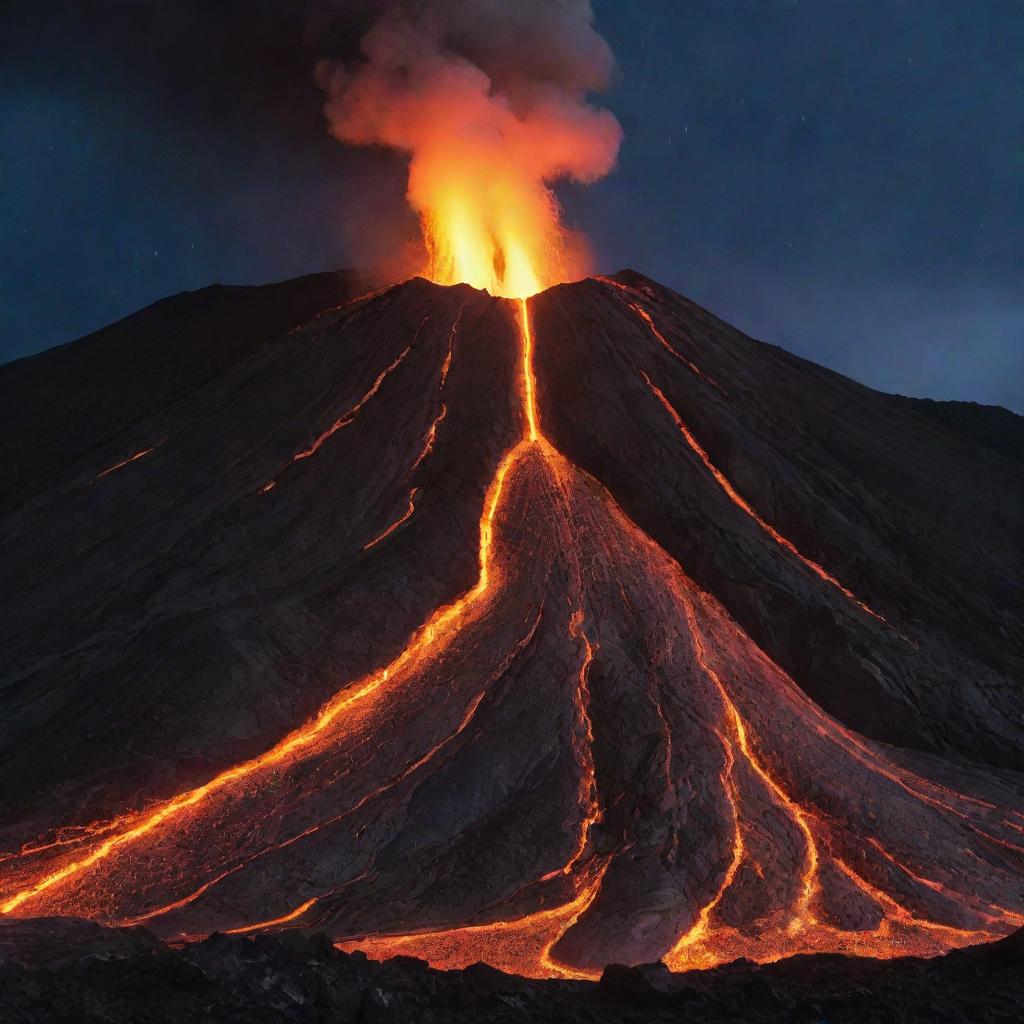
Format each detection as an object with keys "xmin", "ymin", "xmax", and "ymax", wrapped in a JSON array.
[{"xmin": 3, "ymin": 1, "xmax": 1021, "ymax": 411}]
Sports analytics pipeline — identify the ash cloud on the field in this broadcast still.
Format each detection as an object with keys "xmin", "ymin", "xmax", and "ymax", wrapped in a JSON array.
[{"xmin": 315, "ymin": 0, "xmax": 624, "ymax": 283}]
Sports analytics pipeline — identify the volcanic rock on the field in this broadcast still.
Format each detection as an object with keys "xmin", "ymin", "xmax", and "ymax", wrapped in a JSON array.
[
  {"xmin": 1, "ymin": 917, "xmax": 1024, "ymax": 1023},
  {"xmin": 0, "ymin": 269, "xmax": 1021, "ymax": 979}
]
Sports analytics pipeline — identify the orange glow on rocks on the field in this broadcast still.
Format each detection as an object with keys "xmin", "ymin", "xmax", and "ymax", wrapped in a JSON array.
[
  {"xmin": 639, "ymin": 367, "xmax": 894, "ymax": 629},
  {"xmin": 362, "ymin": 488, "xmax": 419, "ymax": 550},
  {"xmin": 1, "ymin": 277, "xmax": 1021, "ymax": 981},
  {"xmin": 92, "ymin": 441, "xmax": 164, "ymax": 482},
  {"xmin": 337, "ymin": 869, "xmax": 608, "ymax": 981},
  {"xmin": 0, "ymin": 294, "xmax": 539, "ymax": 923},
  {"xmin": 0, "ymin": 382, "xmax": 522, "ymax": 916},
  {"xmin": 336, "ymin": 608, "xmax": 606, "ymax": 981},
  {"xmin": 600, "ymin": 277, "xmax": 727, "ymax": 396},
  {"xmin": 293, "ymin": 344, "xmax": 413, "ymax": 463}
]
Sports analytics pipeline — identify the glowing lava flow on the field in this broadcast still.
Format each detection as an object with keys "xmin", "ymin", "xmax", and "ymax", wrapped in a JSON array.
[
  {"xmin": 260, "ymin": 336, "xmax": 418, "ymax": 494},
  {"xmin": 0, "ymin": 285, "xmax": 618, "ymax": 980},
  {"xmin": 292, "ymin": 345, "xmax": 413, "ymax": 462},
  {"xmin": 560, "ymin": 612, "xmax": 601, "ymax": 880},
  {"xmin": 224, "ymin": 898, "xmax": 319, "ymax": 936},
  {"xmin": 520, "ymin": 300, "xmax": 541, "ymax": 442},
  {"xmin": 411, "ymin": 406, "xmax": 446, "ymax": 473},
  {"xmin": 667, "ymin": 726, "xmax": 744, "ymax": 961},
  {"xmin": 410, "ymin": 305, "xmax": 460, "ymax": 474},
  {"xmin": 639, "ymin": 368, "xmax": 891, "ymax": 628},
  {"xmin": 336, "ymin": 612, "xmax": 608, "ymax": 982},
  {"xmin": 0, "ymin": 327, "xmax": 520, "ymax": 915},
  {"xmin": 331, "ymin": 303, "xmax": 608, "ymax": 980},
  {"xmin": 666, "ymin": 599, "xmax": 819, "ymax": 968},
  {"xmin": 1, "ymin": 277, "xmax": 1022, "ymax": 980},
  {"xmin": 582, "ymin": 471, "xmax": 1021, "ymax": 972},
  {"xmin": 92, "ymin": 441, "xmax": 164, "ymax": 482},
  {"xmin": 0, "ymin": 293, "xmax": 554, "ymax": 926},
  {"xmin": 362, "ymin": 489, "xmax": 418, "ymax": 550},
  {"xmin": 337, "ymin": 870, "xmax": 608, "ymax": 981},
  {"xmin": 600, "ymin": 278, "xmax": 727, "ymax": 396}
]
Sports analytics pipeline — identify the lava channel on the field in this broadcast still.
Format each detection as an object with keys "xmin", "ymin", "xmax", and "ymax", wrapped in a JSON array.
[{"xmin": 0, "ymin": 287, "xmax": 1021, "ymax": 981}]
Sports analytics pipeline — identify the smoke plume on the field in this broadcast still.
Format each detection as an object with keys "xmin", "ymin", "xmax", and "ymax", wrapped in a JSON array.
[{"xmin": 316, "ymin": 0, "xmax": 623, "ymax": 296}]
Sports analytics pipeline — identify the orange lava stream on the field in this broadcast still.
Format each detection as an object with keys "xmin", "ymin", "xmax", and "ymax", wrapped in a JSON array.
[
  {"xmin": 864, "ymin": 838, "xmax": 1021, "ymax": 923},
  {"xmin": 261, "ymin": 336, "xmax": 418, "ymax": 493},
  {"xmin": 659, "ymin": 605, "xmax": 1003, "ymax": 969},
  {"xmin": 3, "ymin": 277, "xmax": 1021, "ymax": 982},
  {"xmin": 331, "ymin": 303, "xmax": 606, "ymax": 979},
  {"xmin": 819, "ymin": 710, "xmax": 1024, "ymax": 856},
  {"xmin": 334, "ymin": 613, "xmax": 607, "ymax": 981},
  {"xmin": 668, "ymin": 728, "xmax": 744, "ymax": 958},
  {"xmin": 293, "ymin": 345, "xmax": 413, "ymax": 462},
  {"xmin": 440, "ymin": 305, "xmax": 464, "ymax": 387},
  {"xmin": 600, "ymin": 279, "xmax": 726, "ymax": 396},
  {"xmin": 0, "ymin": 820, "xmax": 126, "ymax": 867},
  {"xmin": 92, "ymin": 441, "xmax": 163, "ymax": 482},
  {"xmin": 0, "ymin": 294, "xmax": 562, "ymax": 938},
  {"xmin": 583, "ymin": 462, "xmax": 1019, "ymax": 970},
  {"xmin": 519, "ymin": 299, "xmax": 540, "ymax": 442},
  {"xmin": 409, "ymin": 308, "xmax": 459, "ymax": 474},
  {"xmin": 205, "ymin": 620, "xmax": 541, "ymax": 939},
  {"xmin": 119, "ymin": 867, "xmax": 244, "ymax": 928},
  {"xmin": 127, "ymin": 671, "xmax": 509, "ymax": 933},
  {"xmin": 834, "ymin": 855, "xmax": 1022, "ymax": 935},
  {"xmin": 666, "ymin": 602, "xmax": 819, "ymax": 971},
  {"xmin": 640, "ymin": 368, "xmax": 890, "ymax": 628},
  {"xmin": 411, "ymin": 405, "xmax": 447, "ymax": 473},
  {"xmin": 225, "ymin": 898, "xmax": 319, "ymax": 935},
  {"xmin": 362, "ymin": 488, "xmax": 418, "ymax": 550},
  {"xmin": 0, "ymin": 348, "xmax": 523, "ymax": 914},
  {"xmin": 561, "ymin": 612, "xmax": 601, "ymax": 878},
  {"xmin": 181, "ymin": 298, "xmax": 602, "ymax": 973},
  {"xmin": 337, "ymin": 868, "xmax": 608, "ymax": 981}
]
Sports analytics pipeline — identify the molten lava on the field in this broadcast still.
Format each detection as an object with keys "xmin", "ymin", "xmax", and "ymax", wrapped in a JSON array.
[
  {"xmin": 1, "ymin": 259, "xmax": 1022, "ymax": 981},
  {"xmin": 421, "ymin": 189, "xmax": 547, "ymax": 298},
  {"xmin": 316, "ymin": 2, "xmax": 622, "ymax": 299},
  {"xmin": 92, "ymin": 441, "xmax": 164, "ymax": 482}
]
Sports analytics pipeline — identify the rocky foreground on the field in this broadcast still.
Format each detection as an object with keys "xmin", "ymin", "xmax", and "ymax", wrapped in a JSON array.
[{"xmin": 1, "ymin": 918, "xmax": 1022, "ymax": 1023}]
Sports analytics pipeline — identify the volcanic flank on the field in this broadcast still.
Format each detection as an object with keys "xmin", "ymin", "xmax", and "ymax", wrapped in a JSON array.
[{"xmin": 1, "ymin": 269, "xmax": 1023, "ymax": 980}]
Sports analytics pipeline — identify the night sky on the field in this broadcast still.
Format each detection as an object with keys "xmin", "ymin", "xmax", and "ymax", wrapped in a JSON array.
[{"xmin": 3, "ymin": 1, "xmax": 1021, "ymax": 412}]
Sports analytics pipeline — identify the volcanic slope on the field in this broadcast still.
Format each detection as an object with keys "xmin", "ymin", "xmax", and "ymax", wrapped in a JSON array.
[{"xmin": 0, "ymin": 271, "xmax": 1022, "ymax": 977}]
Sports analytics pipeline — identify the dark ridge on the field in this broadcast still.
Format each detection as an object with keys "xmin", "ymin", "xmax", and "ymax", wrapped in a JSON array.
[{"xmin": 901, "ymin": 397, "xmax": 1024, "ymax": 465}]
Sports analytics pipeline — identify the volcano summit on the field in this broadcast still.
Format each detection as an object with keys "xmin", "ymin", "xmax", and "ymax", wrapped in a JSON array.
[{"xmin": 1, "ymin": 270, "xmax": 1022, "ymax": 979}]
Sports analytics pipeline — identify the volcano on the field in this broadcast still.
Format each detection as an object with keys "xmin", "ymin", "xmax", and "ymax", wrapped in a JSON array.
[{"xmin": 1, "ymin": 269, "xmax": 1022, "ymax": 979}]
